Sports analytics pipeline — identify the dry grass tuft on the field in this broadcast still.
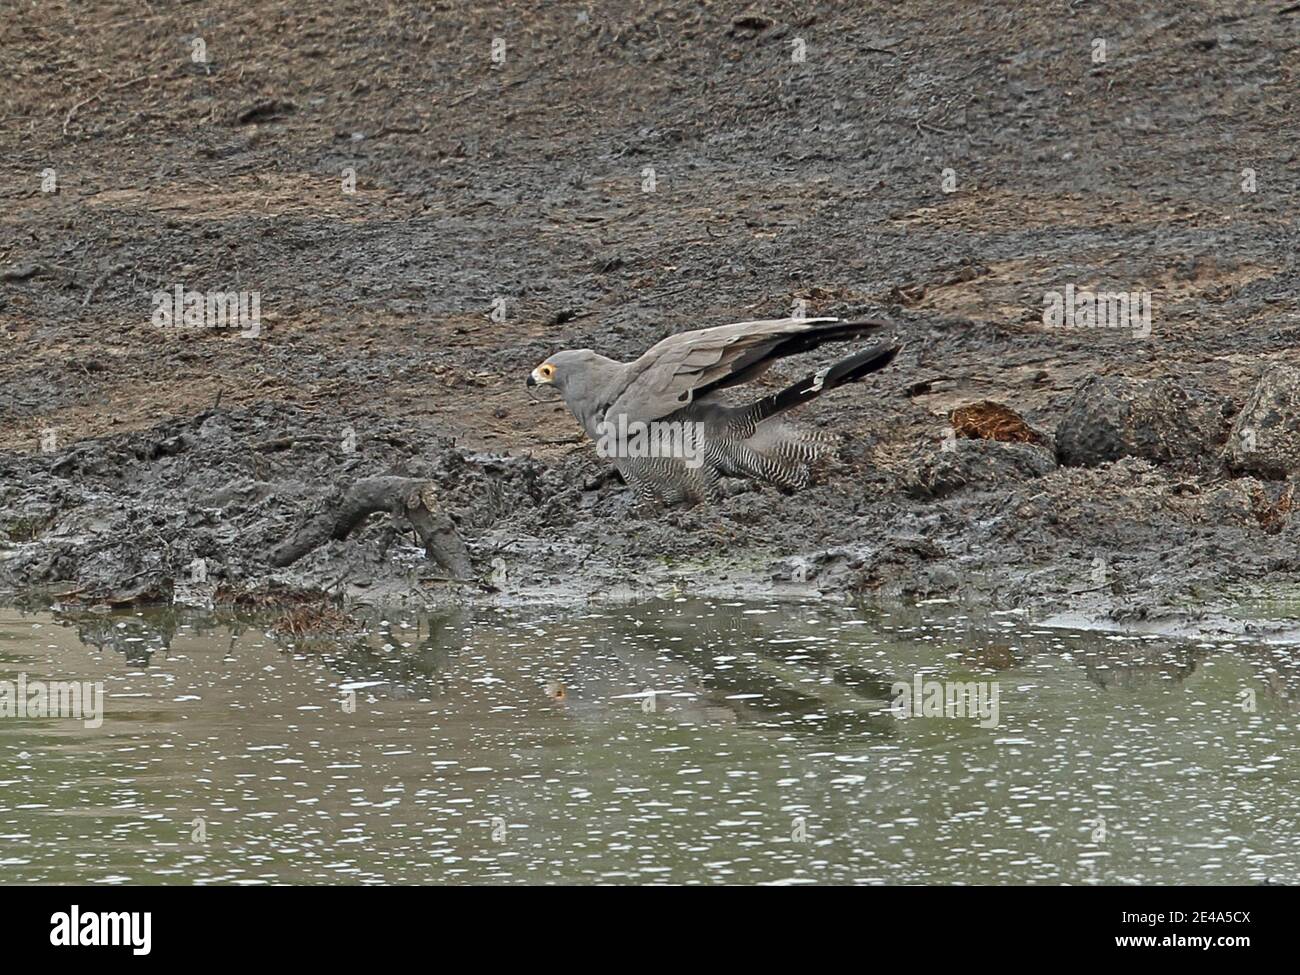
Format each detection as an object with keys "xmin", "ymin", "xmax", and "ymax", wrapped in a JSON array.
[
  {"xmin": 271, "ymin": 603, "xmax": 355, "ymax": 638},
  {"xmin": 950, "ymin": 401, "xmax": 1047, "ymax": 446}
]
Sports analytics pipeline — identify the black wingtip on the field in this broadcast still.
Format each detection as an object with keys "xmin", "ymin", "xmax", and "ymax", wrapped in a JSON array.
[
  {"xmin": 765, "ymin": 318, "xmax": 890, "ymax": 360},
  {"xmin": 822, "ymin": 342, "xmax": 901, "ymax": 387},
  {"xmin": 748, "ymin": 341, "xmax": 901, "ymax": 424}
]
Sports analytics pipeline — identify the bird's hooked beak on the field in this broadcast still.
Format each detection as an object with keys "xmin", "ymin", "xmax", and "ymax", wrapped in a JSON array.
[
  {"xmin": 527, "ymin": 363, "xmax": 555, "ymax": 401},
  {"xmin": 528, "ymin": 362, "xmax": 556, "ymax": 387}
]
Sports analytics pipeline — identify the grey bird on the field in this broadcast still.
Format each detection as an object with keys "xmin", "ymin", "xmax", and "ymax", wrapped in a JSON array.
[{"xmin": 527, "ymin": 317, "xmax": 899, "ymax": 505}]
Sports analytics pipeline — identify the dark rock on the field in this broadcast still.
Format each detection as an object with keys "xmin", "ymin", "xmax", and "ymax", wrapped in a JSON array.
[
  {"xmin": 1056, "ymin": 376, "xmax": 1231, "ymax": 469},
  {"xmin": 732, "ymin": 13, "xmax": 774, "ymax": 31},
  {"xmin": 1, "ymin": 263, "xmax": 43, "ymax": 282},
  {"xmin": 1227, "ymin": 364, "xmax": 1300, "ymax": 479},
  {"xmin": 232, "ymin": 99, "xmax": 296, "ymax": 126},
  {"xmin": 904, "ymin": 440, "xmax": 1056, "ymax": 500}
]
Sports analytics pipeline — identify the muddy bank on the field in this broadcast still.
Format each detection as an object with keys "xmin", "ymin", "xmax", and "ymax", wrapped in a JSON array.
[
  {"xmin": 2, "ymin": 379, "xmax": 1298, "ymax": 627},
  {"xmin": 2, "ymin": 1, "xmax": 1299, "ymax": 624}
]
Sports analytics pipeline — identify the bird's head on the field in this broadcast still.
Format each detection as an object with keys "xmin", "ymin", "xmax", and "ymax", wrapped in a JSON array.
[{"xmin": 526, "ymin": 349, "xmax": 600, "ymax": 395}]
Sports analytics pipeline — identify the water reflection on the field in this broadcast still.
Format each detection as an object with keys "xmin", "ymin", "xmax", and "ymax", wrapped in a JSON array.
[{"xmin": 0, "ymin": 599, "xmax": 1297, "ymax": 884}]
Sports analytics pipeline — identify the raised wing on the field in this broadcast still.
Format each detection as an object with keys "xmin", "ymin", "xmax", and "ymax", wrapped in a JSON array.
[{"xmin": 607, "ymin": 317, "xmax": 887, "ymax": 422}]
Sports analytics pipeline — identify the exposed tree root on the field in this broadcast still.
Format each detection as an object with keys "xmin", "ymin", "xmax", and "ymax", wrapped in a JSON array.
[{"xmin": 269, "ymin": 476, "xmax": 473, "ymax": 579}]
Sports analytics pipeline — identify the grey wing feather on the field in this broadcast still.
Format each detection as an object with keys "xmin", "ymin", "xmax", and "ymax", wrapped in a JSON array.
[{"xmin": 607, "ymin": 317, "xmax": 848, "ymax": 423}]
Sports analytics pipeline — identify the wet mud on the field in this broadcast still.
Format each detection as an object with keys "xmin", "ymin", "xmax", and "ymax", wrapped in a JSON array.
[{"xmin": 2, "ymin": 1, "xmax": 1298, "ymax": 629}]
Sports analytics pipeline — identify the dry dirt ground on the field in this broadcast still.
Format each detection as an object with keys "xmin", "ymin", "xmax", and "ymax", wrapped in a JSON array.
[{"xmin": 1, "ymin": 1, "xmax": 1298, "ymax": 625}]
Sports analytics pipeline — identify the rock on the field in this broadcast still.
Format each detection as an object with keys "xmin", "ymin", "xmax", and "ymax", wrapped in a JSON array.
[
  {"xmin": 1227, "ymin": 364, "xmax": 1300, "ymax": 479},
  {"xmin": 904, "ymin": 440, "xmax": 1056, "ymax": 500},
  {"xmin": 1, "ymin": 263, "xmax": 43, "ymax": 282},
  {"xmin": 232, "ymin": 99, "xmax": 296, "ymax": 126},
  {"xmin": 1055, "ymin": 376, "xmax": 1231, "ymax": 469},
  {"xmin": 732, "ymin": 13, "xmax": 774, "ymax": 31},
  {"xmin": 904, "ymin": 564, "xmax": 963, "ymax": 598},
  {"xmin": 1200, "ymin": 478, "xmax": 1284, "ymax": 530}
]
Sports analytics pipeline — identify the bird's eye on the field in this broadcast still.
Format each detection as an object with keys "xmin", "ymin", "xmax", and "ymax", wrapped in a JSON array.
[{"xmin": 540, "ymin": 364, "xmax": 555, "ymax": 378}]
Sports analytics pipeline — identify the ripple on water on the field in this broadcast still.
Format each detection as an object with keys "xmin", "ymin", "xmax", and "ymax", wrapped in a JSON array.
[{"xmin": 0, "ymin": 601, "xmax": 1298, "ymax": 883}]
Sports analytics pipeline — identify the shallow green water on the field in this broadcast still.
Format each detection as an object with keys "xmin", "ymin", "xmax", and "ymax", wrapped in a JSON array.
[{"xmin": 1, "ymin": 599, "xmax": 1297, "ymax": 885}]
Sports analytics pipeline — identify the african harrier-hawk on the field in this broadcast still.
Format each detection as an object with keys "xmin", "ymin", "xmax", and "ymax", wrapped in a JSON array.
[{"xmin": 527, "ymin": 317, "xmax": 898, "ymax": 505}]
